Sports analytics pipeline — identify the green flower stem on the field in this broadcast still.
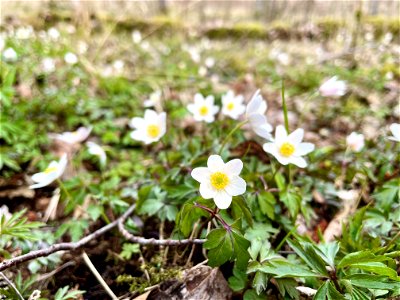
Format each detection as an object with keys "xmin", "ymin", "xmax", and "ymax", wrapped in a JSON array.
[
  {"xmin": 57, "ymin": 179, "xmax": 71, "ymax": 202},
  {"xmin": 218, "ymin": 120, "xmax": 248, "ymax": 155}
]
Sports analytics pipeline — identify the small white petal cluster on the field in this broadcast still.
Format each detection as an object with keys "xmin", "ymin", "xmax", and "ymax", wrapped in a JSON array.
[
  {"xmin": 0, "ymin": 205, "xmax": 12, "ymax": 222},
  {"xmin": 52, "ymin": 127, "xmax": 92, "ymax": 144},
  {"xmin": 296, "ymin": 286, "xmax": 317, "ymax": 296},
  {"xmin": 87, "ymin": 142, "xmax": 107, "ymax": 165},
  {"xmin": 346, "ymin": 132, "xmax": 364, "ymax": 152},
  {"xmin": 245, "ymin": 90, "xmax": 273, "ymax": 140},
  {"xmin": 337, "ymin": 190, "xmax": 359, "ymax": 202},
  {"xmin": 64, "ymin": 52, "xmax": 78, "ymax": 65},
  {"xmin": 191, "ymin": 155, "xmax": 246, "ymax": 209},
  {"xmin": 144, "ymin": 90, "xmax": 162, "ymax": 108},
  {"xmin": 132, "ymin": 30, "xmax": 142, "ymax": 44},
  {"xmin": 41, "ymin": 57, "xmax": 56, "ymax": 73},
  {"xmin": 319, "ymin": 76, "xmax": 347, "ymax": 97},
  {"xmin": 16, "ymin": 26, "xmax": 33, "ymax": 39},
  {"xmin": 47, "ymin": 27, "xmax": 60, "ymax": 40},
  {"xmin": 187, "ymin": 93, "xmax": 219, "ymax": 123},
  {"xmin": 130, "ymin": 109, "xmax": 166, "ymax": 144},
  {"xmin": 263, "ymin": 125, "xmax": 315, "ymax": 168},
  {"xmin": 3, "ymin": 47, "xmax": 18, "ymax": 62},
  {"xmin": 30, "ymin": 154, "xmax": 68, "ymax": 189},
  {"xmin": 388, "ymin": 123, "xmax": 400, "ymax": 142},
  {"xmin": 221, "ymin": 90, "xmax": 246, "ymax": 120}
]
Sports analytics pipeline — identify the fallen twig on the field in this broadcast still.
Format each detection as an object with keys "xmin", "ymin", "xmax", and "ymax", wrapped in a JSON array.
[
  {"xmin": 117, "ymin": 206, "xmax": 205, "ymax": 246},
  {"xmin": 0, "ymin": 204, "xmax": 136, "ymax": 272}
]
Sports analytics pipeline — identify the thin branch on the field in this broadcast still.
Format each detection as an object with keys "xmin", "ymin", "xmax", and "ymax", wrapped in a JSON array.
[
  {"xmin": 0, "ymin": 204, "xmax": 136, "ymax": 272},
  {"xmin": 117, "ymin": 207, "xmax": 205, "ymax": 246},
  {"xmin": 0, "ymin": 272, "xmax": 25, "ymax": 300}
]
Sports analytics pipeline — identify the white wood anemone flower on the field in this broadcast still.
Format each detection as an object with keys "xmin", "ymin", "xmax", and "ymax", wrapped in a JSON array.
[
  {"xmin": 51, "ymin": 127, "xmax": 92, "ymax": 144},
  {"xmin": 245, "ymin": 89, "xmax": 273, "ymax": 140},
  {"xmin": 187, "ymin": 93, "xmax": 219, "ymax": 123},
  {"xmin": 64, "ymin": 52, "xmax": 78, "ymax": 65},
  {"xmin": 191, "ymin": 155, "xmax": 246, "ymax": 209},
  {"xmin": 87, "ymin": 142, "xmax": 107, "ymax": 166},
  {"xmin": 130, "ymin": 109, "xmax": 166, "ymax": 144},
  {"xmin": 319, "ymin": 76, "xmax": 347, "ymax": 97},
  {"xmin": 346, "ymin": 132, "xmax": 364, "ymax": 152},
  {"xmin": 389, "ymin": 123, "xmax": 400, "ymax": 142},
  {"xmin": 263, "ymin": 125, "xmax": 315, "ymax": 168},
  {"xmin": 29, "ymin": 154, "xmax": 68, "ymax": 189},
  {"xmin": 221, "ymin": 90, "xmax": 246, "ymax": 120},
  {"xmin": 144, "ymin": 90, "xmax": 162, "ymax": 108}
]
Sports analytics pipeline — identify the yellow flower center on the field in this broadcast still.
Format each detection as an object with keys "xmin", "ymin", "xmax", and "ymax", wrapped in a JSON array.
[
  {"xmin": 147, "ymin": 124, "xmax": 160, "ymax": 138},
  {"xmin": 227, "ymin": 102, "xmax": 235, "ymax": 111},
  {"xmin": 210, "ymin": 172, "xmax": 229, "ymax": 190},
  {"xmin": 44, "ymin": 166, "xmax": 58, "ymax": 174},
  {"xmin": 279, "ymin": 142, "xmax": 295, "ymax": 157},
  {"xmin": 199, "ymin": 105, "xmax": 209, "ymax": 116}
]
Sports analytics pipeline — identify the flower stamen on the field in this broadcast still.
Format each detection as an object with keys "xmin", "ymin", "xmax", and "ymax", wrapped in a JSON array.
[
  {"xmin": 210, "ymin": 172, "xmax": 229, "ymax": 190},
  {"xmin": 199, "ymin": 106, "xmax": 209, "ymax": 116},
  {"xmin": 147, "ymin": 124, "xmax": 160, "ymax": 138},
  {"xmin": 279, "ymin": 142, "xmax": 295, "ymax": 157}
]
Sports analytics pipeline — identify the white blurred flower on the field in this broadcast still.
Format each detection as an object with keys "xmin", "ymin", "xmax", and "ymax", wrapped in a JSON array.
[
  {"xmin": 205, "ymin": 57, "xmax": 215, "ymax": 68},
  {"xmin": 3, "ymin": 47, "xmax": 18, "ymax": 62},
  {"xmin": 144, "ymin": 90, "xmax": 161, "ymax": 107},
  {"xmin": 29, "ymin": 154, "xmax": 67, "ymax": 189},
  {"xmin": 296, "ymin": 287, "xmax": 317, "ymax": 296},
  {"xmin": 0, "ymin": 35, "xmax": 4, "ymax": 51},
  {"xmin": 337, "ymin": 190, "xmax": 359, "ymax": 202},
  {"xmin": 41, "ymin": 57, "xmax": 55, "ymax": 73},
  {"xmin": 319, "ymin": 76, "xmax": 347, "ymax": 97},
  {"xmin": 51, "ymin": 127, "xmax": 92, "ymax": 144},
  {"xmin": 87, "ymin": 142, "xmax": 107, "ymax": 165},
  {"xmin": 263, "ymin": 125, "xmax": 315, "ymax": 168},
  {"xmin": 346, "ymin": 132, "xmax": 364, "ymax": 152},
  {"xmin": 221, "ymin": 90, "xmax": 245, "ymax": 120},
  {"xmin": 198, "ymin": 66, "xmax": 207, "ymax": 76},
  {"xmin": 388, "ymin": 123, "xmax": 400, "ymax": 142},
  {"xmin": 113, "ymin": 60, "xmax": 124, "ymax": 72},
  {"xmin": 187, "ymin": 93, "xmax": 219, "ymax": 123},
  {"xmin": 78, "ymin": 41, "xmax": 88, "ymax": 54},
  {"xmin": 191, "ymin": 155, "xmax": 246, "ymax": 209},
  {"xmin": 132, "ymin": 30, "xmax": 142, "ymax": 44},
  {"xmin": 0, "ymin": 205, "xmax": 11, "ymax": 222},
  {"xmin": 245, "ymin": 89, "xmax": 272, "ymax": 139},
  {"xmin": 47, "ymin": 27, "xmax": 60, "ymax": 40},
  {"xmin": 141, "ymin": 41, "xmax": 150, "ymax": 50},
  {"xmin": 277, "ymin": 52, "xmax": 290, "ymax": 65},
  {"xmin": 16, "ymin": 26, "xmax": 33, "ymax": 39},
  {"xmin": 64, "ymin": 52, "xmax": 78, "ymax": 65},
  {"xmin": 130, "ymin": 109, "xmax": 166, "ymax": 144}
]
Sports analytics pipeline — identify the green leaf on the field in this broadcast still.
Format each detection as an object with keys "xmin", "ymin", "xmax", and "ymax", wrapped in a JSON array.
[
  {"xmin": 279, "ymin": 190, "xmax": 301, "ymax": 218},
  {"xmin": 316, "ymin": 242, "xmax": 339, "ymax": 267},
  {"xmin": 338, "ymin": 250, "xmax": 393, "ymax": 269},
  {"xmin": 244, "ymin": 223, "xmax": 278, "ymax": 261},
  {"xmin": 176, "ymin": 201, "xmax": 207, "ymax": 237},
  {"xmin": 231, "ymin": 229, "xmax": 251, "ymax": 270},
  {"xmin": 275, "ymin": 278, "xmax": 299, "ymax": 299},
  {"xmin": 231, "ymin": 196, "xmax": 253, "ymax": 227},
  {"xmin": 314, "ymin": 281, "xmax": 329, "ymax": 300},
  {"xmin": 349, "ymin": 262, "xmax": 397, "ymax": 278},
  {"xmin": 252, "ymin": 271, "xmax": 267, "ymax": 294},
  {"xmin": 258, "ymin": 259, "xmax": 320, "ymax": 278},
  {"xmin": 257, "ymin": 191, "xmax": 276, "ymax": 220},
  {"xmin": 139, "ymin": 198, "xmax": 164, "ymax": 216},
  {"xmin": 287, "ymin": 239, "xmax": 329, "ymax": 276},
  {"xmin": 204, "ymin": 228, "xmax": 227, "ymax": 249},
  {"xmin": 345, "ymin": 274, "xmax": 400, "ymax": 290},
  {"xmin": 327, "ymin": 282, "xmax": 345, "ymax": 300},
  {"xmin": 207, "ymin": 231, "xmax": 233, "ymax": 267},
  {"xmin": 87, "ymin": 204, "xmax": 104, "ymax": 221},
  {"xmin": 228, "ymin": 267, "xmax": 247, "ymax": 292}
]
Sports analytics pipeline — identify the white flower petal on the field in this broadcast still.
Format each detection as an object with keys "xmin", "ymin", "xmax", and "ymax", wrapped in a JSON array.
[
  {"xmin": 144, "ymin": 109, "xmax": 158, "ymax": 121},
  {"xmin": 295, "ymin": 143, "xmax": 315, "ymax": 156},
  {"xmin": 130, "ymin": 117, "xmax": 145, "ymax": 129},
  {"xmin": 194, "ymin": 93, "xmax": 204, "ymax": 104},
  {"xmin": 207, "ymin": 155, "xmax": 225, "ymax": 171},
  {"xmin": 130, "ymin": 130, "xmax": 145, "ymax": 142},
  {"xmin": 199, "ymin": 183, "xmax": 216, "ymax": 199},
  {"xmin": 223, "ymin": 159, "xmax": 243, "ymax": 175},
  {"xmin": 390, "ymin": 123, "xmax": 400, "ymax": 141},
  {"xmin": 253, "ymin": 125, "xmax": 273, "ymax": 140},
  {"xmin": 57, "ymin": 154, "xmax": 68, "ymax": 177},
  {"xmin": 191, "ymin": 167, "xmax": 211, "ymax": 182},
  {"xmin": 288, "ymin": 128, "xmax": 304, "ymax": 145},
  {"xmin": 248, "ymin": 113, "xmax": 267, "ymax": 127},
  {"xmin": 225, "ymin": 175, "xmax": 246, "ymax": 196},
  {"xmin": 289, "ymin": 156, "xmax": 308, "ymax": 168},
  {"xmin": 31, "ymin": 172, "xmax": 49, "ymax": 183},
  {"xmin": 213, "ymin": 191, "xmax": 232, "ymax": 209},
  {"xmin": 275, "ymin": 125, "xmax": 288, "ymax": 145}
]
